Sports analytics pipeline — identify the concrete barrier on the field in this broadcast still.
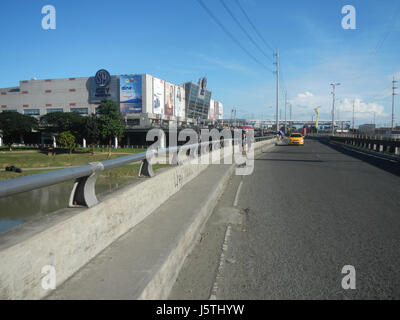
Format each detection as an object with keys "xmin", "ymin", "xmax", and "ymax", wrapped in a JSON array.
[{"xmin": 0, "ymin": 138, "xmax": 275, "ymax": 300}]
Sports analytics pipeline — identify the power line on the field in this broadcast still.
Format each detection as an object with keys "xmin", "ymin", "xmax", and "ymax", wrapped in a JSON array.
[
  {"xmin": 235, "ymin": 0, "xmax": 275, "ymax": 53},
  {"xmin": 219, "ymin": 0, "xmax": 273, "ymax": 63},
  {"xmin": 196, "ymin": 0, "xmax": 273, "ymax": 72},
  {"xmin": 371, "ymin": 3, "xmax": 400, "ymax": 57}
]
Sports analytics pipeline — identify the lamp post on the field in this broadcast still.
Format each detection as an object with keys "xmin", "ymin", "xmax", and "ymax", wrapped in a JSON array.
[{"xmin": 331, "ymin": 83, "xmax": 341, "ymax": 135}]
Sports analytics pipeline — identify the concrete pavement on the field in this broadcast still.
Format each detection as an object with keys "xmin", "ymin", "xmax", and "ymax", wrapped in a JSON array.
[
  {"xmin": 46, "ymin": 163, "xmax": 235, "ymax": 299},
  {"xmin": 170, "ymin": 138, "xmax": 400, "ymax": 299}
]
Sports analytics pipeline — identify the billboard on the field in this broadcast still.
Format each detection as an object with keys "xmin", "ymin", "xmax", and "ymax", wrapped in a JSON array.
[
  {"xmin": 164, "ymin": 82, "xmax": 175, "ymax": 116},
  {"xmin": 214, "ymin": 100, "xmax": 219, "ymax": 120},
  {"xmin": 218, "ymin": 102, "xmax": 223, "ymax": 119},
  {"xmin": 175, "ymin": 85, "xmax": 186, "ymax": 118},
  {"xmin": 209, "ymin": 99, "xmax": 215, "ymax": 120},
  {"xmin": 153, "ymin": 77, "xmax": 164, "ymax": 115},
  {"xmin": 120, "ymin": 75, "xmax": 142, "ymax": 113}
]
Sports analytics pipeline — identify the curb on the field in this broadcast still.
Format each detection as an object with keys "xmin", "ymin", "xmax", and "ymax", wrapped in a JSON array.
[
  {"xmin": 138, "ymin": 164, "xmax": 236, "ymax": 300},
  {"xmin": 138, "ymin": 139, "xmax": 276, "ymax": 299}
]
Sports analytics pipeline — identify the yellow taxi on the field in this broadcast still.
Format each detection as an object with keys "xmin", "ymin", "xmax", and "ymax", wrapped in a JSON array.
[{"xmin": 288, "ymin": 133, "xmax": 305, "ymax": 146}]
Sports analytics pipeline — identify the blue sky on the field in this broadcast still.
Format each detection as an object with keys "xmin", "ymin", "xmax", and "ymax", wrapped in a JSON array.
[{"xmin": 0, "ymin": 0, "xmax": 399, "ymax": 126}]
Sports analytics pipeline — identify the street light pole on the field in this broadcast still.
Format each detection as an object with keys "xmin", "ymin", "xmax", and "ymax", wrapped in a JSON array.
[
  {"xmin": 274, "ymin": 50, "xmax": 280, "ymax": 133},
  {"xmin": 284, "ymin": 91, "xmax": 287, "ymax": 134},
  {"xmin": 392, "ymin": 76, "xmax": 398, "ymax": 132},
  {"xmin": 352, "ymin": 99, "xmax": 355, "ymax": 134},
  {"xmin": 331, "ymin": 83, "xmax": 341, "ymax": 135}
]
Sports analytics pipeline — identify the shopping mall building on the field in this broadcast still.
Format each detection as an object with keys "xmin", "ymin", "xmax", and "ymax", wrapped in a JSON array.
[{"xmin": 0, "ymin": 69, "xmax": 224, "ymax": 130}]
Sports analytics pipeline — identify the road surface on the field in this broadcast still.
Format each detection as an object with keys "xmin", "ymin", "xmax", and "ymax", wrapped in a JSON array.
[{"xmin": 169, "ymin": 138, "xmax": 400, "ymax": 299}]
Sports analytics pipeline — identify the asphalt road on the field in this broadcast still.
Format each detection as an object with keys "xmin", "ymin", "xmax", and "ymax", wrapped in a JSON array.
[{"xmin": 170, "ymin": 138, "xmax": 400, "ymax": 299}]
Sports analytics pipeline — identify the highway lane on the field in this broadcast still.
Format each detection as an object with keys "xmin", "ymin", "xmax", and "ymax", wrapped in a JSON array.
[
  {"xmin": 214, "ymin": 138, "xmax": 400, "ymax": 299},
  {"xmin": 169, "ymin": 137, "xmax": 400, "ymax": 299}
]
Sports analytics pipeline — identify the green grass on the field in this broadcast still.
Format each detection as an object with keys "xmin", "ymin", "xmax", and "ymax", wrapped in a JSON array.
[
  {"xmin": 74, "ymin": 147, "xmax": 147, "ymax": 154},
  {"xmin": 0, "ymin": 146, "xmax": 38, "ymax": 152},
  {"xmin": 0, "ymin": 163, "xmax": 169, "ymax": 181},
  {"xmin": 0, "ymin": 147, "xmax": 170, "ymax": 181},
  {"xmin": 0, "ymin": 169, "xmax": 57, "ymax": 181},
  {"xmin": 0, "ymin": 151, "xmax": 127, "ymax": 169}
]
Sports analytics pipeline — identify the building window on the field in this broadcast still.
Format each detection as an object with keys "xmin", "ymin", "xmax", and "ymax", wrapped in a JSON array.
[
  {"xmin": 22, "ymin": 91, "xmax": 28, "ymax": 94},
  {"xmin": 1, "ymin": 105, "xmax": 7, "ymax": 108},
  {"xmin": 2, "ymin": 109, "xmax": 17, "ymax": 113},
  {"xmin": 70, "ymin": 108, "xmax": 88, "ymax": 115},
  {"xmin": 69, "ymin": 89, "xmax": 76, "ymax": 92},
  {"xmin": 45, "ymin": 79, "xmax": 52, "ymax": 82},
  {"xmin": 47, "ymin": 108, "xmax": 63, "ymax": 113},
  {"xmin": 23, "ymin": 104, "xmax": 29, "ymax": 108},
  {"xmin": 127, "ymin": 119, "xmax": 140, "ymax": 126},
  {"xmin": 46, "ymin": 104, "xmax": 52, "ymax": 107},
  {"xmin": 24, "ymin": 109, "xmax": 40, "ymax": 116},
  {"xmin": 45, "ymin": 90, "xmax": 52, "ymax": 93},
  {"xmin": 1, "ymin": 92, "xmax": 6, "ymax": 95}
]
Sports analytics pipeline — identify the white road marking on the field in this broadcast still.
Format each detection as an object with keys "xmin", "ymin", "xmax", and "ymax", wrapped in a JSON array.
[
  {"xmin": 209, "ymin": 225, "xmax": 231, "ymax": 300},
  {"xmin": 233, "ymin": 181, "xmax": 243, "ymax": 207}
]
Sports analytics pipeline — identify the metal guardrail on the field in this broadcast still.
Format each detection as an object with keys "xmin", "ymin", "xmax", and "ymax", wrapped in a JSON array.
[
  {"xmin": 309, "ymin": 133, "xmax": 400, "ymax": 142},
  {"xmin": 0, "ymin": 139, "xmax": 243, "ymax": 208},
  {"xmin": 254, "ymin": 135, "xmax": 275, "ymax": 142}
]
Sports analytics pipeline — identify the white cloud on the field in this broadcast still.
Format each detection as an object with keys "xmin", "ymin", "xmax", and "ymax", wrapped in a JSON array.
[
  {"xmin": 337, "ymin": 98, "xmax": 385, "ymax": 115},
  {"xmin": 297, "ymin": 91, "xmax": 314, "ymax": 99},
  {"xmin": 289, "ymin": 93, "xmax": 388, "ymax": 123}
]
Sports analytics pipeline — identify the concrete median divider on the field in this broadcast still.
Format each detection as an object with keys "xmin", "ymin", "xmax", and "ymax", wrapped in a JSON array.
[{"xmin": 0, "ymin": 138, "xmax": 275, "ymax": 300}]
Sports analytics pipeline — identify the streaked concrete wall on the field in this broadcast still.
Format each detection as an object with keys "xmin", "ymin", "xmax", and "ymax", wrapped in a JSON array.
[{"xmin": 0, "ymin": 139, "xmax": 275, "ymax": 300}]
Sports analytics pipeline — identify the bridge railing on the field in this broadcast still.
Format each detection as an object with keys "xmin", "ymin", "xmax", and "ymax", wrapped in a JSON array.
[
  {"xmin": 329, "ymin": 135, "xmax": 400, "ymax": 157},
  {"xmin": 254, "ymin": 135, "xmax": 275, "ymax": 142},
  {"xmin": 0, "ymin": 139, "xmax": 244, "ymax": 208}
]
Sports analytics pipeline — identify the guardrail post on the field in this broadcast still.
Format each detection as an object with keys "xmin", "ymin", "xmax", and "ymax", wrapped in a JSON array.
[
  {"xmin": 139, "ymin": 159, "xmax": 155, "ymax": 177},
  {"xmin": 69, "ymin": 162, "xmax": 104, "ymax": 208},
  {"xmin": 139, "ymin": 150, "xmax": 155, "ymax": 177}
]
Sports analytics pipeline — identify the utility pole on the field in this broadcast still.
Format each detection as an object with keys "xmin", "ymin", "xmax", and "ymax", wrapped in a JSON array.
[
  {"xmin": 352, "ymin": 99, "xmax": 355, "ymax": 134},
  {"xmin": 331, "ymin": 83, "xmax": 341, "ymax": 135},
  {"xmin": 284, "ymin": 91, "xmax": 287, "ymax": 134},
  {"xmin": 274, "ymin": 50, "xmax": 279, "ymax": 133},
  {"xmin": 392, "ymin": 76, "xmax": 398, "ymax": 132}
]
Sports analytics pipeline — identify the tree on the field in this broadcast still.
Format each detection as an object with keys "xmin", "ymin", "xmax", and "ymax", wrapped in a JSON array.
[
  {"xmin": 57, "ymin": 131, "xmax": 76, "ymax": 154},
  {"xmin": 40, "ymin": 112, "xmax": 85, "ymax": 138},
  {"xmin": 0, "ymin": 112, "xmax": 38, "ymax": 151},
  {"xmin": 82, "ymin": 114, "xmax": 101, "ymax": 155},
  {"xmin": 97, "ymin": 99, "xmax": 125, "ymax": 156}
]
